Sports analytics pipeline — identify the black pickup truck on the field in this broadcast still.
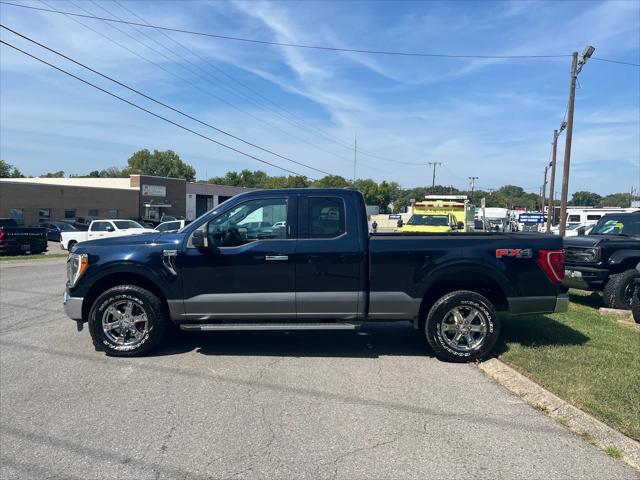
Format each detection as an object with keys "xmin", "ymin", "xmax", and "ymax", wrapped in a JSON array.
[
  {"xmin": 0, "ymin": 218, "xmax": 48, "ymax": 255},
  {"xmin": 63, "ymin": 188, "xmax": 567, "ymax": 361},
  {"xmin": 564, "ymin": 212, "xmax": 640, "ymax": 309}
]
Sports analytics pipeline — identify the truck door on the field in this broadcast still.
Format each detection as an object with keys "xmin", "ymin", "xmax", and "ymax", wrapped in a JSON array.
[
  {"xmin": 180, "ymin": 196, "xmax": 296, "ymax": 320},
  {"xmin": 295, "ymin": 195, "xmax": 365, "ymax": 320}
]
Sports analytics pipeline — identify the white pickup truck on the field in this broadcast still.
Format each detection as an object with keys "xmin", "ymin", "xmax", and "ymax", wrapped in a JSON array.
[{"xmin": 60, "ymin": 219, "xmax": 156, "ymax": 250}]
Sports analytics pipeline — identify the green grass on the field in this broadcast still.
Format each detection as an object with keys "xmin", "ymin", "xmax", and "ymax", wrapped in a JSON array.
[
  {"xmin": 0, "ymin": 253, "xmax": 67, "ymax": 262},
  {"xmin": 604, "ymin": 446, "xmax": 623, "ymax": 458},
  {"xmin": 497, "ymin": 290, "xmax": 640, "ymax": 441}
]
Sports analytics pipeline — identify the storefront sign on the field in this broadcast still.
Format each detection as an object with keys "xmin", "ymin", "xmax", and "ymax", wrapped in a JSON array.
[{"xmin": 142, "ymin": 184, "xmax": 166, "ymax": 197}]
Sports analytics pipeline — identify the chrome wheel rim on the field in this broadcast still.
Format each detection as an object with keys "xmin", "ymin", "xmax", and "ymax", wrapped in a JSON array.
[
  {"xmin": 624, "ymin": 282, "xmax": 635, "ymax": 306},
  {"xmin": 440, "ymin": 306, "xmax": 488, "ymax": 352},
  {"xmin": 102, "ymin": 299, "xmax": 149, "ymax": 346}
]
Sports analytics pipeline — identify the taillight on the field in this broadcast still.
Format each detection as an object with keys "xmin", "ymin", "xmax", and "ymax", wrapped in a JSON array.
[
  {"xmin": 538, "ymin": 249, "xmax": 565, "ymax": 284},
  {"xmin": 0, "ymin": 229, "xmax": 4, "ymax": 244}
]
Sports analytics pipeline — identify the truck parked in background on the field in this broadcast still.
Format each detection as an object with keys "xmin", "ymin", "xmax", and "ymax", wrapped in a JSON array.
[
  {"xmin": 60, "ymin": 219, "xmax": 156, "ymax": 250},
  {"xmin": 0, "ymin": 218, "xmax": 48, "ymax": 255},
  {"xmin": 396, "ymin": 195, "xmax": 474, "ymax": 233}
]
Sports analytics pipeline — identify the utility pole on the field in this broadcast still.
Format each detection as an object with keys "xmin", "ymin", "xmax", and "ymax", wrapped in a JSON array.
[
  {"xmin": 559, "ymin": 46, "xmax": 595, "ymax": 237},
  {"xmin": 353, "ymin": 134, "xmax": 357, "ymax": 183},
  {"xmin": 546, "ymin": 126, "xmax": 564, "ymax": 233},
  {"xmin": 468, "ymin": 176, "xmax": 479, "ymax": 194},
  {"xmin": 428, "ymin": 162, "xmax": 442, "ymax": 189},
  {"xmin": 541, "ymin": 165, "xmax": 549, "ymax": 214}
]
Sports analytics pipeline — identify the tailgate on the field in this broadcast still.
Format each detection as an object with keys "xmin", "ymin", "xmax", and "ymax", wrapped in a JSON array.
[{"xmin": 4, "ymin": 228, "xmax": 47, "ymax": 243}]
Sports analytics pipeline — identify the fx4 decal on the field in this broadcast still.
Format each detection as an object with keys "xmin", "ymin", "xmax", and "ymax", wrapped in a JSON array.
[{"xmin": 496, "ymin": 248, "xmax": 533, "ymax": 259}]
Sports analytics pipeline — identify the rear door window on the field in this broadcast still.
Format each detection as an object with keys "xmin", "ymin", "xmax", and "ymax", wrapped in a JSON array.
[{"xmin": 307, "ymin": 197, "xmax": 346, "ymax": 238}]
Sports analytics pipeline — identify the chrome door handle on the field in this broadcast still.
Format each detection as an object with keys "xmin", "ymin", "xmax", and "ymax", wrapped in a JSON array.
[{"xmin": 265, "ymin": 255, "xmax": 288, "ymax": 261}]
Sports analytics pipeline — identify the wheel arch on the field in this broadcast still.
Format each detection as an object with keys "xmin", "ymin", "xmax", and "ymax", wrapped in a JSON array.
[
  {"xmin": 416, "ymin": 265, "xmax": 510, "ymax": 329},
  {"xmin": 82, "ymin": 271, "xmax": 169, "ymax": 322}
]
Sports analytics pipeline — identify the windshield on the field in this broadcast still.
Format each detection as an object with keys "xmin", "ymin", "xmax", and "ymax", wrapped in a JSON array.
[
  {"xmin": 407, "ymin": 214, "xmax": 449, "ymax": 226},
  {"xmin": 56, "ymin": 223, "xmax": 76, "ymax": 231},
  {"xmin": 566, "ymin": 224, "xmax": 581, "ymax": 230},
  {"xmin": 590, "ymin": 216, "xmax": 640, "ymax": 236},
  {"xmin": 113, "ymin": 220, "xmax": 144, "ymax": 230}
]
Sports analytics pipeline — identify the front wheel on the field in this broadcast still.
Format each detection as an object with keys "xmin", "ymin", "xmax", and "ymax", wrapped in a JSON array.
[
  {"xmin": 603, "ymin": 269, "xmax": 639, "ymax": 310},
  {"xmin": 631, "ymin": 282, "xmax": 640, "ymax": 324},
  {"xmin": 88, "ymin": 285, "xmax": 169, "ymax": 356},
  {"xmin": 425, "ymin": 290, "xmax": 500, "ymax": 362}
]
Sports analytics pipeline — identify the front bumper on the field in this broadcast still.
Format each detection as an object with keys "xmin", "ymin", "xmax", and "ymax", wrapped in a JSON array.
[
  {"xmin": 563, "ymin": 265, "xmax": 608, "ymax": 290},
  {"xmin": 63, "ymin": 290, "xmax": 83, "ymax": 320},
  {"xmin": 507, "ymin": 294, "xmax": 569, "ymax": 316}
]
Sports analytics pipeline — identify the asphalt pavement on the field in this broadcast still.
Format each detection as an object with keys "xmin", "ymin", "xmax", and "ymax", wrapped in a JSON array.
[{"xmin": 1, "ymin": 258, "xmax": 637, "ymax": 479}]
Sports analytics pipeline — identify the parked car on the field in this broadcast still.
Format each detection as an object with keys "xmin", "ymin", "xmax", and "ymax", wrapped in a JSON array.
[
  {"xmin": 564, "ymin": 212, "xmax": 640, "ymax": 309},
  {"xmin": 155, "ymin": 219, "xmax": 188, "ymax": 233},
  {"xmin": 0, "ymin": 218, "xmax": 48, "ymax": 255},
  {"xmin": 69, "ymin": 217, "xmax": 103, "ymax": 231},
  {"xmin": 42, "ymin": 221, "xmax": 78, "ymax": 242},
  {"xmin": 63, "ymin": 188, "xmax": 567, "ymax": 361},
  {"xmin": 60, "ymin": 219, "xmax": 156, "ymax": 250}
]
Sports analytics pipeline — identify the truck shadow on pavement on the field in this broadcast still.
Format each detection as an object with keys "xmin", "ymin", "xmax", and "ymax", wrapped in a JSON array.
[
  {"xmin": 496, "ymin": 314, "xmax": 589, "ymax": 355},
  {"xmin": 150, "ymin": 322, "xmax": 437, "ymax": 359}
]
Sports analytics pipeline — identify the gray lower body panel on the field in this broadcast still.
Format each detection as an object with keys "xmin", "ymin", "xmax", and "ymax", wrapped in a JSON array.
[
  {"xmin": 367, "ymin": 291, "xmax": 422, "ymax": 320},
  {"xmin": 507, "ymin": 295, "xmax": 568, "ymax": 316}
]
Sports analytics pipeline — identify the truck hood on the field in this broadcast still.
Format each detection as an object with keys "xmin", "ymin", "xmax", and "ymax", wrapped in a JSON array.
[
  {"xmin": 563, "ymin": 235, "xmax": 616, "ymax": 248},
  {"xmin": 75, "ymin": 232, "xmax": 164, "ymax": 249},
  {"xmin": 396, "ymin": 226, "xmax": 452, "ymax": 233}
]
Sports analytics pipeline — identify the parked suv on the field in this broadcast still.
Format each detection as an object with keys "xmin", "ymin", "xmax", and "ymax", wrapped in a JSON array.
[{"xmin": 564, "ymin": 212, "xmax": 640, "ymax": 309}]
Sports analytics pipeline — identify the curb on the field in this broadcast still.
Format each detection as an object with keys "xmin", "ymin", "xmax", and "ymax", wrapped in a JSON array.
[
  {"xmin": 599, "ymin": 308, "xmax": 640, "ymax": 329},
  {"xmin": 477, "ymin": 358, "xmax": 640, "ymax": 472}
]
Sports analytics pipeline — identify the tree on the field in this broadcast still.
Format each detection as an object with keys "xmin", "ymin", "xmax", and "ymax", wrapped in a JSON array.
[
  {"xmin": 601, "ymin": 193, "xmax": 631, "ymax": 208},
  {"xmin": 126, "ymin": 149, "xmax": 196, "ymax": 181},
  {"xmin": 570, "ymin": 191, "xmax": 602, "ymax": 207},
  {"xmin": 41, "ymin": 170, "xmax": 65, "ymax": 178},
  {"xmin": 311, "ymin": 175, "xmax": 351, "ymax": 188},
  {"xmin": 0, "ymin": 160, "xmax": 24, "ymax": 178}
]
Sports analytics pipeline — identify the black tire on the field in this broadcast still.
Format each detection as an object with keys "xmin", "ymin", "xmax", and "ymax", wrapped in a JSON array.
[
  {"xmin": 603, "ymin": 269, "xmax": 639, "ymax": 310},
  {"xmin": 67, "ymin": 240, "xmax": 77, "ymax": 251},
  {"xmin": 88, "ymin": 285, "xmax": 169, "ymax": 357},
  {"xmin": 424, "ymin": 290, "xmax": 500, "ymax": 363},
  {"xmin": 631, "ymin": 282, "xmax": 640, "ymax": 324}
]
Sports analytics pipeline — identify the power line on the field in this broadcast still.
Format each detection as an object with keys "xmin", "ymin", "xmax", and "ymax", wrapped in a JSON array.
[
  {"xmin": 591, "ymin": 57, "xmax": 640, "ymax": 68},
  {"xmin": 0, "ymin": 25, "xmax": 334, "ymax": 176},
  {"xmin": 39, "ymin": 0, "xmax": 359, "ymax": 171},
  {"xmin": 0, "ymin": 39, "xmax": 314, "ymax": 179},
  {"xmin": 0, "ymin": 2, "xmax": 573, "ymax": 59}
]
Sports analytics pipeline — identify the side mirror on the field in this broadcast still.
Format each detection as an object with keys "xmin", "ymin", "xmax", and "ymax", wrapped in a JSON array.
[
  {"xmin": 578, "ymin": 226, "xmax": 585, "ymax": 236},
  {"xmin": 192, "ymin": 229, "xmax": 207, "ymax": 250},
  {"xmin": 397, "ymin": 219, "xmax": 403, "ymax": 227},
  {"xmin": 457, "ymin": 221, "xmax": 465, "ymax": 230}
]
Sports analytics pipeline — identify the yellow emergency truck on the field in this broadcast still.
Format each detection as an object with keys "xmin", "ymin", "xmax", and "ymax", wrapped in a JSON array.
[{"xmin": 396, "ymin": 195, "xmax": 475, "ymax": 233}]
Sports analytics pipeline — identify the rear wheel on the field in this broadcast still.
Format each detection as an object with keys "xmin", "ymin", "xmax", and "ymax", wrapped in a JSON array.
[
  {"xmin": 67, "ymin": 240, "xmax": 77, "ymax": 251},
  {"xmin": 88, "ymin": 285, "xmax": 169, "ymax": 356},
  {"xmin": 603, "ymin": 269, "xmax": 639, "ymax": 310},
  {"xmin": 424, "ymin": 290, "xmax": 500, "ymax": 362}
]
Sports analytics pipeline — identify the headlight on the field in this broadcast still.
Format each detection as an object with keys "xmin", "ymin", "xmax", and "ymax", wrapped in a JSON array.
[
  {"xmin": 67, "ymin": 253, "xmax": 88, "ymax": 287},
  {"xmin": 568, "ymin": 247, "xmax": 600, "ymax": 263}
]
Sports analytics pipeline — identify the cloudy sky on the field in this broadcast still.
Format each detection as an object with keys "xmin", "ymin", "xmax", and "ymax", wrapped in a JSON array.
[{"xmin": 1, "ymin": 0, "xmax": 639, "ymax": 195}]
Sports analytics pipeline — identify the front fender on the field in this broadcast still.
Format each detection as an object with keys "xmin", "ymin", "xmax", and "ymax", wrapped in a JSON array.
[{"xmin": 608, "ymin": 250, "xmax": 640, "ymax": 268}]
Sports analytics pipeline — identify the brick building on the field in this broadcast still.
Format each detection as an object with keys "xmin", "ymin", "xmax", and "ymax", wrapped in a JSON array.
[{"xmin": 0, "ymin": 175, "xmax": 252, "ymax": 225}]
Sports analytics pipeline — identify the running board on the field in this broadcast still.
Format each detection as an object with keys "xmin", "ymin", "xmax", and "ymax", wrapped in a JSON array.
[{"xmin": 180, "ymin": 322, "xmax": 359, "ymax": 332}]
